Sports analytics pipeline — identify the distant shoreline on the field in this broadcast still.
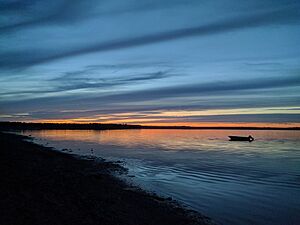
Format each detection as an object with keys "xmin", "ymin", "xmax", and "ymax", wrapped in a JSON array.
[{"xmin": 0, "ymin": 121, "xmax": 299, "ymax": 131}]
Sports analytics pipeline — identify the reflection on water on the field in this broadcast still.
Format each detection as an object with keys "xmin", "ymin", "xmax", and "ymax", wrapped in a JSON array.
[{"xmin": 22, "ymin": 129, "xmax": 300, "ymax": 225}]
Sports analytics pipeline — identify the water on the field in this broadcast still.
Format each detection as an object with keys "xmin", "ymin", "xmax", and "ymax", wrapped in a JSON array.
[{"xmin": 21, "ymin": 129, "xmax": 300, "ymax": 225}]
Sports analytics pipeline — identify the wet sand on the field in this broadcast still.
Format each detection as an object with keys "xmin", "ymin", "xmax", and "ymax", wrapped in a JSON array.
[{"xmin": 0, "ymin": 132, "xmax": 215, "ymax": 225}]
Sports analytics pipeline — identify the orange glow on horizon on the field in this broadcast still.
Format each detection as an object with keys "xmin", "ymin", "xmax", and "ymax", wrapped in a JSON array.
[
  {"xmin": 3, "ymin": 106, "xmax": 300, "ymax": 128},
  {"xmin": 18, "ymin": 119, "xmax": 300, "ymax": 128}
]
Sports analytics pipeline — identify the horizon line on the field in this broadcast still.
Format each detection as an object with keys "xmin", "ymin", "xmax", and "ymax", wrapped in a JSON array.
[{"xmin": 1, "ymin": 121, "xmax": 299, "ymax": 130}]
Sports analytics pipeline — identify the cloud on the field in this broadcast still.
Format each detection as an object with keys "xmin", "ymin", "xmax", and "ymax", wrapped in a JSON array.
[
  {"xmin": 0, "ymin": 0, "xmax": 200, "ymax": 33},
  {"xmin": 50, "ymin": 70, "xmax": 173, "ymax": 92},
  {"xmin": 50, "ymin": 62, "xmax": 171, "ymax": 81},
  {"xmin": 1, "ymin": 1, "xmax": 299, "ymax": 124},
  {"xmin": 0, "ymin": 0, "xmax": 98, "ymax": 32},
  {"xmin": 0, "ymin": 63, "xmax": 175, "ymax": 97},
  {"xmin": 109, "ymin": 114, "xmax": 300, "ymax": 124},
  {"xmin": 1, "ymin": 6, "xmax": 299, "ymax": 70},
  {"xmin": 1, "ymin": 74, "xmax": 299, "ymax": 115},
  {"xmin": 0, "ymin": 1, "xmax": 31, "ymax": 12},
  {"xmin": 47, "ymin": 62, "xmax": 175, "ymax": 92},
  {"xmin": 171, "ymin": 114, "xmax": 300, "ymax": 123},
  {"xmin": 83, "ymin": 74, "xmax": 300, "ymax": 103},
  {"xmin": 13, "ymin": 111, "xmax": 300, "ymax": 123}
]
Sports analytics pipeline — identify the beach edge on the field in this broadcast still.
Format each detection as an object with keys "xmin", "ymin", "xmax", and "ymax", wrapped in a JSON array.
[{"xmin": 0, "ymin": 131, "xmax": 217, "ymax": 225}]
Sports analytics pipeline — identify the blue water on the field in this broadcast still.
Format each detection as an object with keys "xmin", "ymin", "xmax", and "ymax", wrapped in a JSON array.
[{"xmin": 22, "ymin": 129, "xmax": 300, "ymax": 225}]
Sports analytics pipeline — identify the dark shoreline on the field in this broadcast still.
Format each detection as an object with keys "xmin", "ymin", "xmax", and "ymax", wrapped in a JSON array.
[
  {"xmin": 1, "ymin": 121, "xmax": 299, "ymax": 130},
  {"xmin": 0, "ymin": 131, "xmax": 215, "ymax": 225}
]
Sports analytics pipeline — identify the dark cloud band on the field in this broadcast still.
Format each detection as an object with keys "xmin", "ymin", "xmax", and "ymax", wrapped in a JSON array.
[{"xmin": 1, "ymin": 6, "xmax": 299, "ymax": 70}]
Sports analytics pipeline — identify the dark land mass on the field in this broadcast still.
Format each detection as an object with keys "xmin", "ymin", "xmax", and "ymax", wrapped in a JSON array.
[
  {"xmin": 0, "ymin": 121, "xmax": 299, "ymax": 131},
  {"xmin": 0, "ymin": 132, "xmax": 215, "ymax": 225}
]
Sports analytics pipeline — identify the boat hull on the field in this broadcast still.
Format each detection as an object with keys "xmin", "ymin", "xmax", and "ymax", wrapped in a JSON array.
[{"xmin": 228, "ymin": 136, "xmax": 254, "ymax": 142}]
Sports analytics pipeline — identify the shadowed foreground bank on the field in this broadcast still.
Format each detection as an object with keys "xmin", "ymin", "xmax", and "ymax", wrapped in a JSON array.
[{"xmin": 0, "ymin": 132, "xmax": 215, "ymax": 225}]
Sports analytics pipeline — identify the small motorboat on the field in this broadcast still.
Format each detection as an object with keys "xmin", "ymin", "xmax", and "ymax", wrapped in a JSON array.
[{"xmin": 228, "ymin": 135, "xmax": 254, "ymax": 142}]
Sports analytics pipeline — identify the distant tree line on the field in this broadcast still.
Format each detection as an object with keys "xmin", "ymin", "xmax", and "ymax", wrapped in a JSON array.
[
  {"xmin": 0, "ymin": 121, "xmax": 298, "ymax": 131},
  {"xmin": 0, "ymin": 122, "xmax": 141, "ymax": 131}
]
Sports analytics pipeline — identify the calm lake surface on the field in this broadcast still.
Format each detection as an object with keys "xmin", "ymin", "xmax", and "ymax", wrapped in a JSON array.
[{"xmin": 22, "ymin": 129, "xmax": 300, "ymax": 225}]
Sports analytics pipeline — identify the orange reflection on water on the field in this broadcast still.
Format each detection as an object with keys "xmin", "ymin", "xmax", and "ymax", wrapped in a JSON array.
[
  {"xmin": 140, "ymin": 122, "xmax": 300, "ymax": 128},
  {"xmin": 27, "ymin": 129, "xmax": 300, "ymax": 152}
]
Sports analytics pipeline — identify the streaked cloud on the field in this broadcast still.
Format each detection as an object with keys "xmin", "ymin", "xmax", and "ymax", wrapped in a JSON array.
[
  {"xmin": 0, "ymin": 0, "xmax": 300, "ymax": 125},
  {"xmin": 1, "ymin": 3, "xmax": 300, "ymax": 70}
]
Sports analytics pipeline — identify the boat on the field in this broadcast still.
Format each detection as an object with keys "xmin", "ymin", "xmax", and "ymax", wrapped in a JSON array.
[{"xmin": 228, "ymin": 135, "xmax": 254, "ymax": 142}]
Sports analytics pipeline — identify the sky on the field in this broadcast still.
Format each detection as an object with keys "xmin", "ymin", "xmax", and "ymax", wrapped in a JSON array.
[{"xmin": 0, "ymin": 0, "xmax": 300, "ymax": 127}]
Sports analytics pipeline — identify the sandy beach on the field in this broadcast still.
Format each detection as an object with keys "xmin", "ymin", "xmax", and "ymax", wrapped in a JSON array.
[{"xmin": 0, "ymin": 132, "xmax": 215, "ymax": 225}]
